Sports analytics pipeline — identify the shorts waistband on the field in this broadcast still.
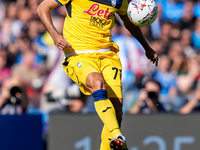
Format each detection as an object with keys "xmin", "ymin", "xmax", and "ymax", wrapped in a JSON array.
[{"xmin": 64, "ymin": 48, "xmax": 110, "ymax": 58}]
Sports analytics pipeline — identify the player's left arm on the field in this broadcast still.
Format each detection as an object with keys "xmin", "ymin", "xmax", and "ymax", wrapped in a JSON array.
[{"xmin": 120, "ymin": 14, "xmax": 158, "ymax": 66}]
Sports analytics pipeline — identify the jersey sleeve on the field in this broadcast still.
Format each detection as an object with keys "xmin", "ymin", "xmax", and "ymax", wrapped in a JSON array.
[
  {"xmin": 55, "ymin": 0, "xmax": 70, "ymax": 6},
  {"xmin": 117, "ymin": 0, "xmax": 128, "ymax": 16}
]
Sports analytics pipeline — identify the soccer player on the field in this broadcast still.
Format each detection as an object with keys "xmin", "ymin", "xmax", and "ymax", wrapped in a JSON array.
[{"xmin": 37, "ymin": 0, "xmax": 158, "ymax": 149}]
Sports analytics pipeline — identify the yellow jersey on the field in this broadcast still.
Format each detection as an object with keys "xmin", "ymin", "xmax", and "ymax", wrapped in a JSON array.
[{"xmin": 55, "ymin": 0, "xmax": 128, "ymax": 55}]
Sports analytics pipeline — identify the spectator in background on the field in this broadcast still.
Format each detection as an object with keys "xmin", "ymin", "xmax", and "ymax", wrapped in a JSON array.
[
  {"xmin": 194, "ymin": 1, "xmax": 200, "ymax": 18},
  {"xmin": 180, "ymin": 29, "xmax": 195, "ymax": 59},
  {"xmin": 150, "ymin": 40, "xmax": 165, "ymax": 56},
  {"xmin": 160, "ymin": 0, "xmax": 183, "ymax": 23},
  {"xmin": 1, "ymin": 18, "xmax": 13, "ymax": 46},
  {"xmin": 179, "ymin": 1, "xmax": 196, "ymax": 31},
  {"xmin": 0, "ymin": 76, "xmax": 29, "ymax": 115},
  {"xmin": 66, "ymin": 98, "xmax": 87, "ymax": 113},
  {"xmin": 179, "ymin": 80, "xmax": 200, "ymax": 114},
  {"xmin": 150, "ymin": 2, "xmax": 163, "ymax": 39},
  {"xmin": 129, "ymin": 78, "xmax": 166, "ymax": 114},
  {"xmin": 0, "ymin": 1, "xmax": 5, "ymax": 25},
  {"xmin": 152, "ymin": 55, "xmax": 184, "ymax": 112},
  {"xmin": 15, "ymin": 36, "xmax": 44, "ymax": 66},
  {"xmin": 6, "ymin": 43, "xmax": 20, "ymax": 67},
  {"xmin": 11, "ymin": 50, "xmax": 42, "ymax": 108},
  {"xmin": 158, "ymin": 22, "xmax": 173, "ymax": 54},
  {"xmin": 177, "ymin": 55, "xmax": 200, "ymax": 101},
  {"xmin": 45, "ymin": 83, "xmax": 87, "ymax": 114},
  {"xmin": 192, "ymin": 18, "xmax": 200, "ymax": 51},
  {"xmin": 0, "ymin": 47, "xmax": 11, "ymax": 89},
  {"xmin": 153, "ymin": 55, "xmax": 177, "ymax": 95},
  {"xmin": 168, "ymin": 41, "xmax": 185, "ymax": 73}
]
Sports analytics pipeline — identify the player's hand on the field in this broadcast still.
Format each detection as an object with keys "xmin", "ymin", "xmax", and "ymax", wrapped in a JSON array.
[
  {"xmin": 145, "ymin": 47, "xmax": 159, "ymax": 66},
  {"xmin": 54, "ymin": 34, "xmax": 72, "ymax": 50}
]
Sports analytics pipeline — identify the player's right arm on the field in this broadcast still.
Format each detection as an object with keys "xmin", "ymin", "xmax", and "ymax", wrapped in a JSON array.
[{"xmin": 37, "ymin": 0, "xmax": 72, "ymax": 50}]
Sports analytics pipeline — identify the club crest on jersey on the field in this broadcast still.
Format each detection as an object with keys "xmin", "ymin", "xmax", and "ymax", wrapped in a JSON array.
[
  {"xmin": 77, "ymin": 62, "xmax": 82, "ymax": 68},
  {"xmin": 111, "ymin": 0, "xmax": 116, "ymax": 7}
]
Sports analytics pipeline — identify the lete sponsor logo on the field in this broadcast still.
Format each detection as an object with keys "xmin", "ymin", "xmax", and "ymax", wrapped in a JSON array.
[{"xmin": 83, "ymin": 4, "xmax": 113, "ymax": 19}]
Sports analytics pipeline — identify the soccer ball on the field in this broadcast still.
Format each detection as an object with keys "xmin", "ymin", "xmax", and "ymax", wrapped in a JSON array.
[{"xmin": 127, "ymin": 0, "xmax": 158, "ymax": 27}]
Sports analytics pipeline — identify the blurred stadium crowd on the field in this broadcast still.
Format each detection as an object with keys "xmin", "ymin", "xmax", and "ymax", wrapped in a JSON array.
[{"xmin": 0, "ymin": 0, "xmax": 200, "ymax": 117}]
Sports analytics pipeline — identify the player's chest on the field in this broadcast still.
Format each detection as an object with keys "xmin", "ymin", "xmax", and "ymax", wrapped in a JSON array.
[
  {"xmin": 87, "ymin": 0, "xmax": 123, "ymax": 9},
  {"xmin": 79, "ymin": 0, "xmax": 123, "ymax": 19}
]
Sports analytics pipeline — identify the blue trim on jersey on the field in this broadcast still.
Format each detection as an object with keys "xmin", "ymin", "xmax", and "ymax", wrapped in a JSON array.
[
  {"xmin": 108, "ymin": 0, "xmax": 122, "ymax": 4},
  {"xmin": 93, "ymin": 90, "xmax": 108, "ymax": 102},
  {"xmin": 55, "ymin": 0, "xmax": 63, "ymax": 6}
]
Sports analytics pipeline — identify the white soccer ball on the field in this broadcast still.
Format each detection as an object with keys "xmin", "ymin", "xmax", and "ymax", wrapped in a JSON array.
[{"xmin": 127, "ymin": 0, "xmax": 158, "ymax": 27}]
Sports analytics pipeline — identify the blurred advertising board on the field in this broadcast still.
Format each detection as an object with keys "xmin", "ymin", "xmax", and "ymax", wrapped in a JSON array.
[
  {"xmin": 0, "ymin": 115, "xmax": 43, "ymax": 150},
  {"xmin": 49, "ymin": 113, "xmax": 200, "ymax": 150}
]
